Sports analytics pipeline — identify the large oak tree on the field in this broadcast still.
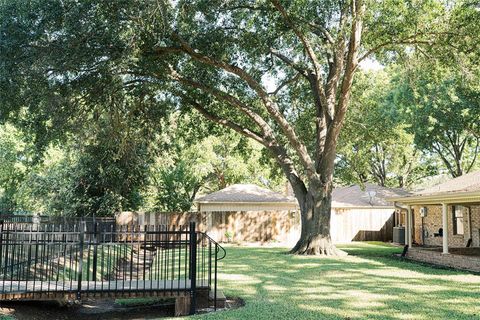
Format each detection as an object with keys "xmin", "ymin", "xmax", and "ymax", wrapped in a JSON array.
[{"xmin": 0, "ymin": 0, "xmax": 473, "ymax": 254}]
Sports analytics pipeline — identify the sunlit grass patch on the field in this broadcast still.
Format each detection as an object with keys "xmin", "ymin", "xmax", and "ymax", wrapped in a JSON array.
[{"xmin": 169, "ymin": 242, "xmax": 480, "ymax": 320}]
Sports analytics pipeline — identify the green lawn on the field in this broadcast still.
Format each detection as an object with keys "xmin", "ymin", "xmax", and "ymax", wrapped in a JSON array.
[{"xmin": 181, "ymin": 242, "xmax": 480, "ymax": 320}]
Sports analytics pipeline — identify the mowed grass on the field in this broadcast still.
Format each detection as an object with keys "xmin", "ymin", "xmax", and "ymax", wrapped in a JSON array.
[{"xmin": 175, "ymin": 242, "xmax": 480, "ymax": 320}]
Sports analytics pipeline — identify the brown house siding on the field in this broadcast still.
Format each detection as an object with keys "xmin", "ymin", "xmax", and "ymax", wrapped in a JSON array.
[{"xmin": 412, "ymin": 204, "xmax": 480, "ymax": 247}]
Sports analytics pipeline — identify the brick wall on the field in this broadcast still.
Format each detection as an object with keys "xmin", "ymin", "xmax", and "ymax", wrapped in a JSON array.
[
  {"xmin": 407, "ymin": 247, "xmax": 480, "ymax": 273},
  {"xmin": 412, "ymin": 204, "xmax": 480, "ymax": 247},
  {"xmin": 471, "ymin": 206, "xmax": 480, "ymax": 247}
]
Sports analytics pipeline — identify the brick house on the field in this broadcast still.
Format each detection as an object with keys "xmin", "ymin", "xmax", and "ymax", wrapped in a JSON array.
[{"xmin": 389, "ymin": 171, "xmax": 480, "ymax": 273}]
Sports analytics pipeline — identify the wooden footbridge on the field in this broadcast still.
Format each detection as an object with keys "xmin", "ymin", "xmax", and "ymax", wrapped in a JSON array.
[{"xmin": 0, "ymin": 218, "xmax": 226, "ymax": 316}]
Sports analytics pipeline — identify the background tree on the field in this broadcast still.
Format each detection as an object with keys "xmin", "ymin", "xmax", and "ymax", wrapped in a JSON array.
[
  {"xmin": 146, "ymin": 113, "xmax": 284, "ymax": 212},
  {"xmin": 336, "ymin": 70, "xmax": 436, "ymax": 188},
  {"xmin": 0, "ymin": 124, "xmax": 32, "ymax": 212},
  {"xmin": 391, "ymin": 61, "xmax": 480, "ymax": 177},
  {"xmin": 14, "ymin": 129, "xmax": 152, "ymax": 216},
  {"xmin": 0, "ymin": 0, "xmax": 471, "ymax": 254}
]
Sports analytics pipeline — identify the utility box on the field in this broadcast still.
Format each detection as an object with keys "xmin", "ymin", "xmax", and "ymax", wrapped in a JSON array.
[
  {"xmin": 393, "ymin": 226, "xmax": 405, "ymax": 244},
  {"xmin": 420, "ymin": 207, "xmax": 428, "ymax": 217}
]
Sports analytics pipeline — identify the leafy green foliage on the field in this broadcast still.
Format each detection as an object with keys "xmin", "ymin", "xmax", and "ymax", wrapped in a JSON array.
[
  {"xmin": 0, "ymin": 124, "xmax": 32, "ymax": 212},
  {"xmin": 336, "ymin": 70, "xmax": 437, "ymax": 188},
  {"xmin": 152, "ymin": 161, "xmax": 201, "ymax": 212},
  {"xmin": 391, "ymin": 61, "xmax": 480, "ymax": 177},
  {"xmin": 144, "ymin": 113, "xmax": 284, "ymax": 212},
  {"xmin": 16, "ymin": 136, "xmax": 150, "ymax": 216},
  {"xmin": 0, "ymin": 0, "xmax": 459, "ymax": 175}
]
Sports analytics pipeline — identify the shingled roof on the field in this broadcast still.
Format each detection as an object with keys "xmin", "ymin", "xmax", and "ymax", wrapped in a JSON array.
[
  {"xmin": 388, "ymin": 170, "xmax": 480, "ymax": 205},
  {"xmin": 332, "ymin": 183, "xmax": 411, "ymax": 208},
  {"xmin": 195, "ymin": 184, "xmax": 295, "ymax": 203},
  {"xmin": 414, "ymin": 170, "xmax": 480, "ymax": 196},
  {"xmin": 194, "ymin": 184, "xmax": 298, "ymax": 212}
]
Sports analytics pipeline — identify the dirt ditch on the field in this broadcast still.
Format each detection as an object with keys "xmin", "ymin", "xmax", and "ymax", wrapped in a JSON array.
[{"xmin": 0, "ymin": 297, "xmax": 244, "ymax": 320}]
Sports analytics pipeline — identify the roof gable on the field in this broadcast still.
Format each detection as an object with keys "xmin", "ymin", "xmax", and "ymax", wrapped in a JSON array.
[{"xmin": 332, "ymin": 183, "xmax": 411, "ymax": 208}]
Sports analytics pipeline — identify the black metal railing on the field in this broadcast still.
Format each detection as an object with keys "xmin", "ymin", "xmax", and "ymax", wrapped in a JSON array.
[
  {"xmin": 0, "ymin": 215, "xmax": 116, "ymax": 231},
  {"xmin": 0, "ymin": 221, "xmax": 225, "ymax": 314}
]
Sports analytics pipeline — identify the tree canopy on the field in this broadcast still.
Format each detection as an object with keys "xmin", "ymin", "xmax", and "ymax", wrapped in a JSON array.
[
  {"xmin": 336, "ymin": 69, "xmax": 437, "ymax": 188},
  {"xmin": 391, "ymin": 59, "xmax": 480, "ymax": 178},
  {"xmin": 1, "ymin": 0, "xmax": 478, "ymax": 254}
]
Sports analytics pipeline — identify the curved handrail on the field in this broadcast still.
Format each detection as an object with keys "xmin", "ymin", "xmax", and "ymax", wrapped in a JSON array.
[
  {"xmin": 215, "ymin": 242, "xmax": 227, "ymax": 261},
  {"xmin": 199, "ymin": 232, "xmax": 227, "ymax": 261}
]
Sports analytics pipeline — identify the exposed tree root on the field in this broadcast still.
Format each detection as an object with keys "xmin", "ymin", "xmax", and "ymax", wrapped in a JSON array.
[{"xmin": 290, "ymin": 235, "xmax": 348, "ymax": 256}]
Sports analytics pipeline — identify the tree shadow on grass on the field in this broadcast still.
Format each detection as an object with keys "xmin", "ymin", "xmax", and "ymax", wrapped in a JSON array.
[{"xmin": 206, "ymin": 245, "xmax": 480, "ymax": 320}]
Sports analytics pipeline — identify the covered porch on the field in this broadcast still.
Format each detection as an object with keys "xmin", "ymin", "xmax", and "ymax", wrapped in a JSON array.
[
  {"xmin": 389, "ymin": 171, "xmax": 480, "ymax": 272},
  {"xmin": 392, "ymin": 194, "xmax": 480, "ymax": 255},
  {"xmin": 395, "ymin": 195, "xmax": 480, "ymax": 273}
]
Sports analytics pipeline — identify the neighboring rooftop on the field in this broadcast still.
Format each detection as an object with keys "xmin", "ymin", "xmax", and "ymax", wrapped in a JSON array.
[
  {"xmin": 195, "ymin": 184, "xmax": 296, "ymax": 204},
  {"xmin": 388, "ymin": 170, "xmax": 480, "ymax": 205},
  {"xmin": 332, "ymin": 183, "xmax": 411, "ymax": 208},
  {"xmin": 414, "ymin": 170, "xmax": 480, "ymax": 196}
]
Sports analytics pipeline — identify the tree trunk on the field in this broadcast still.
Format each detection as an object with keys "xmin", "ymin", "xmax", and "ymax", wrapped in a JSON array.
[{"xmin": 290, "ymin": 179, "xmax": 347, "ymax": 256}]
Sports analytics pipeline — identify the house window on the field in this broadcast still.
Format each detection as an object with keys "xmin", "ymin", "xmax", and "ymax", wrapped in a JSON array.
[{"xmin": 452, "ymin": 206, "xmax": 464, "ymax": 235}]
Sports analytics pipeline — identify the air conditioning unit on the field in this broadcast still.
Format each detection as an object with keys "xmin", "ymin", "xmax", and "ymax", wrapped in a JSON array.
[{"xmin": 420, "ymin": 207, "xmax": 428, "ymax": 217}]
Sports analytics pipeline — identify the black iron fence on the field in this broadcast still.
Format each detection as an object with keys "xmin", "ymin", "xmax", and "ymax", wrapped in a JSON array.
[
  {"xmin": 0, "ymin": 215, "xmax": 116, "ymax": 231},
  {"xmin": 0, "ymin": 220, "xmax": 225, "ymax": 314}
]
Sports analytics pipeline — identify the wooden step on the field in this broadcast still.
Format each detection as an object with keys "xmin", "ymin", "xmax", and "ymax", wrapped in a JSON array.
[{"xmin": 209, "ymin": 290, "xmax": 226, "ymax": 309}]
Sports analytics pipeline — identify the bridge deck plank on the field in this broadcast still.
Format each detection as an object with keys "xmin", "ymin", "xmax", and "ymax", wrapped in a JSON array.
[{"xmin": 0, "ymin": 280, "xmax": 208, "ymax": 295}]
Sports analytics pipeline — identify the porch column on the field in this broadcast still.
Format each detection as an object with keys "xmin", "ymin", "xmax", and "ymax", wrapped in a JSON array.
[
  {"xmin": 405, "ymin": 207, "xmax": 410, "ymax": 245},
  {"xmin": 407, "ymin": 206, "xmax": 413, "ymax": 248},
  {"xmin": 442, "ymin": 203, "xmax": 449, "ymax": 254}
]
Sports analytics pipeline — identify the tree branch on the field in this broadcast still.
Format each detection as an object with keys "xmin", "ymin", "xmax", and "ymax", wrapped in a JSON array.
[
  {"xmin": 165, "ymin": 32, "xmax": 317, "ymax": 177},
  {"xmin": 268, "ymin": 73, "xmax": 302, "ymax": 95},
  {"xmin": 183, "ymin": 96, "xmax": 307, "ymax": 200},
  {"xmin": 168, "ymin": 67, "xmax": 275, "ymax": 137},
  {"xmin": 270, "ymin": 49, "xmax": 309, "ymax": 78},
  {"xmin": 184, "ymin": 97, "xmax": 266, "ymax": 145},
  {"xmin": 359, "ymin": 37, "xmax": 433, "ymax": 63},
  {"xmin": 308, "ymin": 22, "xmax": 335, "ymax": 46},
  {"xmin": 466, "ymin": 137, "xmax": 480, "ymax": 174},
  {"xmin": 432, "ymin": 142, "xmax": 457, "ymax": 177},
  {"xmin": 270, "ymin": 0, "xmax": 322, "ymax": 79}
]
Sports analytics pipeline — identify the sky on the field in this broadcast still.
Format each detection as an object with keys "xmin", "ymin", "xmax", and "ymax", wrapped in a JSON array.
[
  {"xmin": 262, "ymin": 57, "xmax": 384, "ymax": 92},
  {"xmin": 359, "ymin": 58, "xmax": 384, "ymax": 71}
]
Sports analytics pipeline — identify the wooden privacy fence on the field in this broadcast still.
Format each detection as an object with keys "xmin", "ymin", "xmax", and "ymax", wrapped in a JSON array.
[
  {"xmin": 330, "ymin": 208, "xmax": 395, "ymax": 243},
  {"xmin": 118, "ymin": 211, "xmax": 301, "ymax": 244},
  {"xmin": 118, "ymin": 209, "xmax": 395, "ymax": 244}
]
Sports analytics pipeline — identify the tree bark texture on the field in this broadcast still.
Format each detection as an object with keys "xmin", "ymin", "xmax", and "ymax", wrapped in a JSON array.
[{"xmin": 289, "ymin": 175, "xmax": 347, "ymax": 256}]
